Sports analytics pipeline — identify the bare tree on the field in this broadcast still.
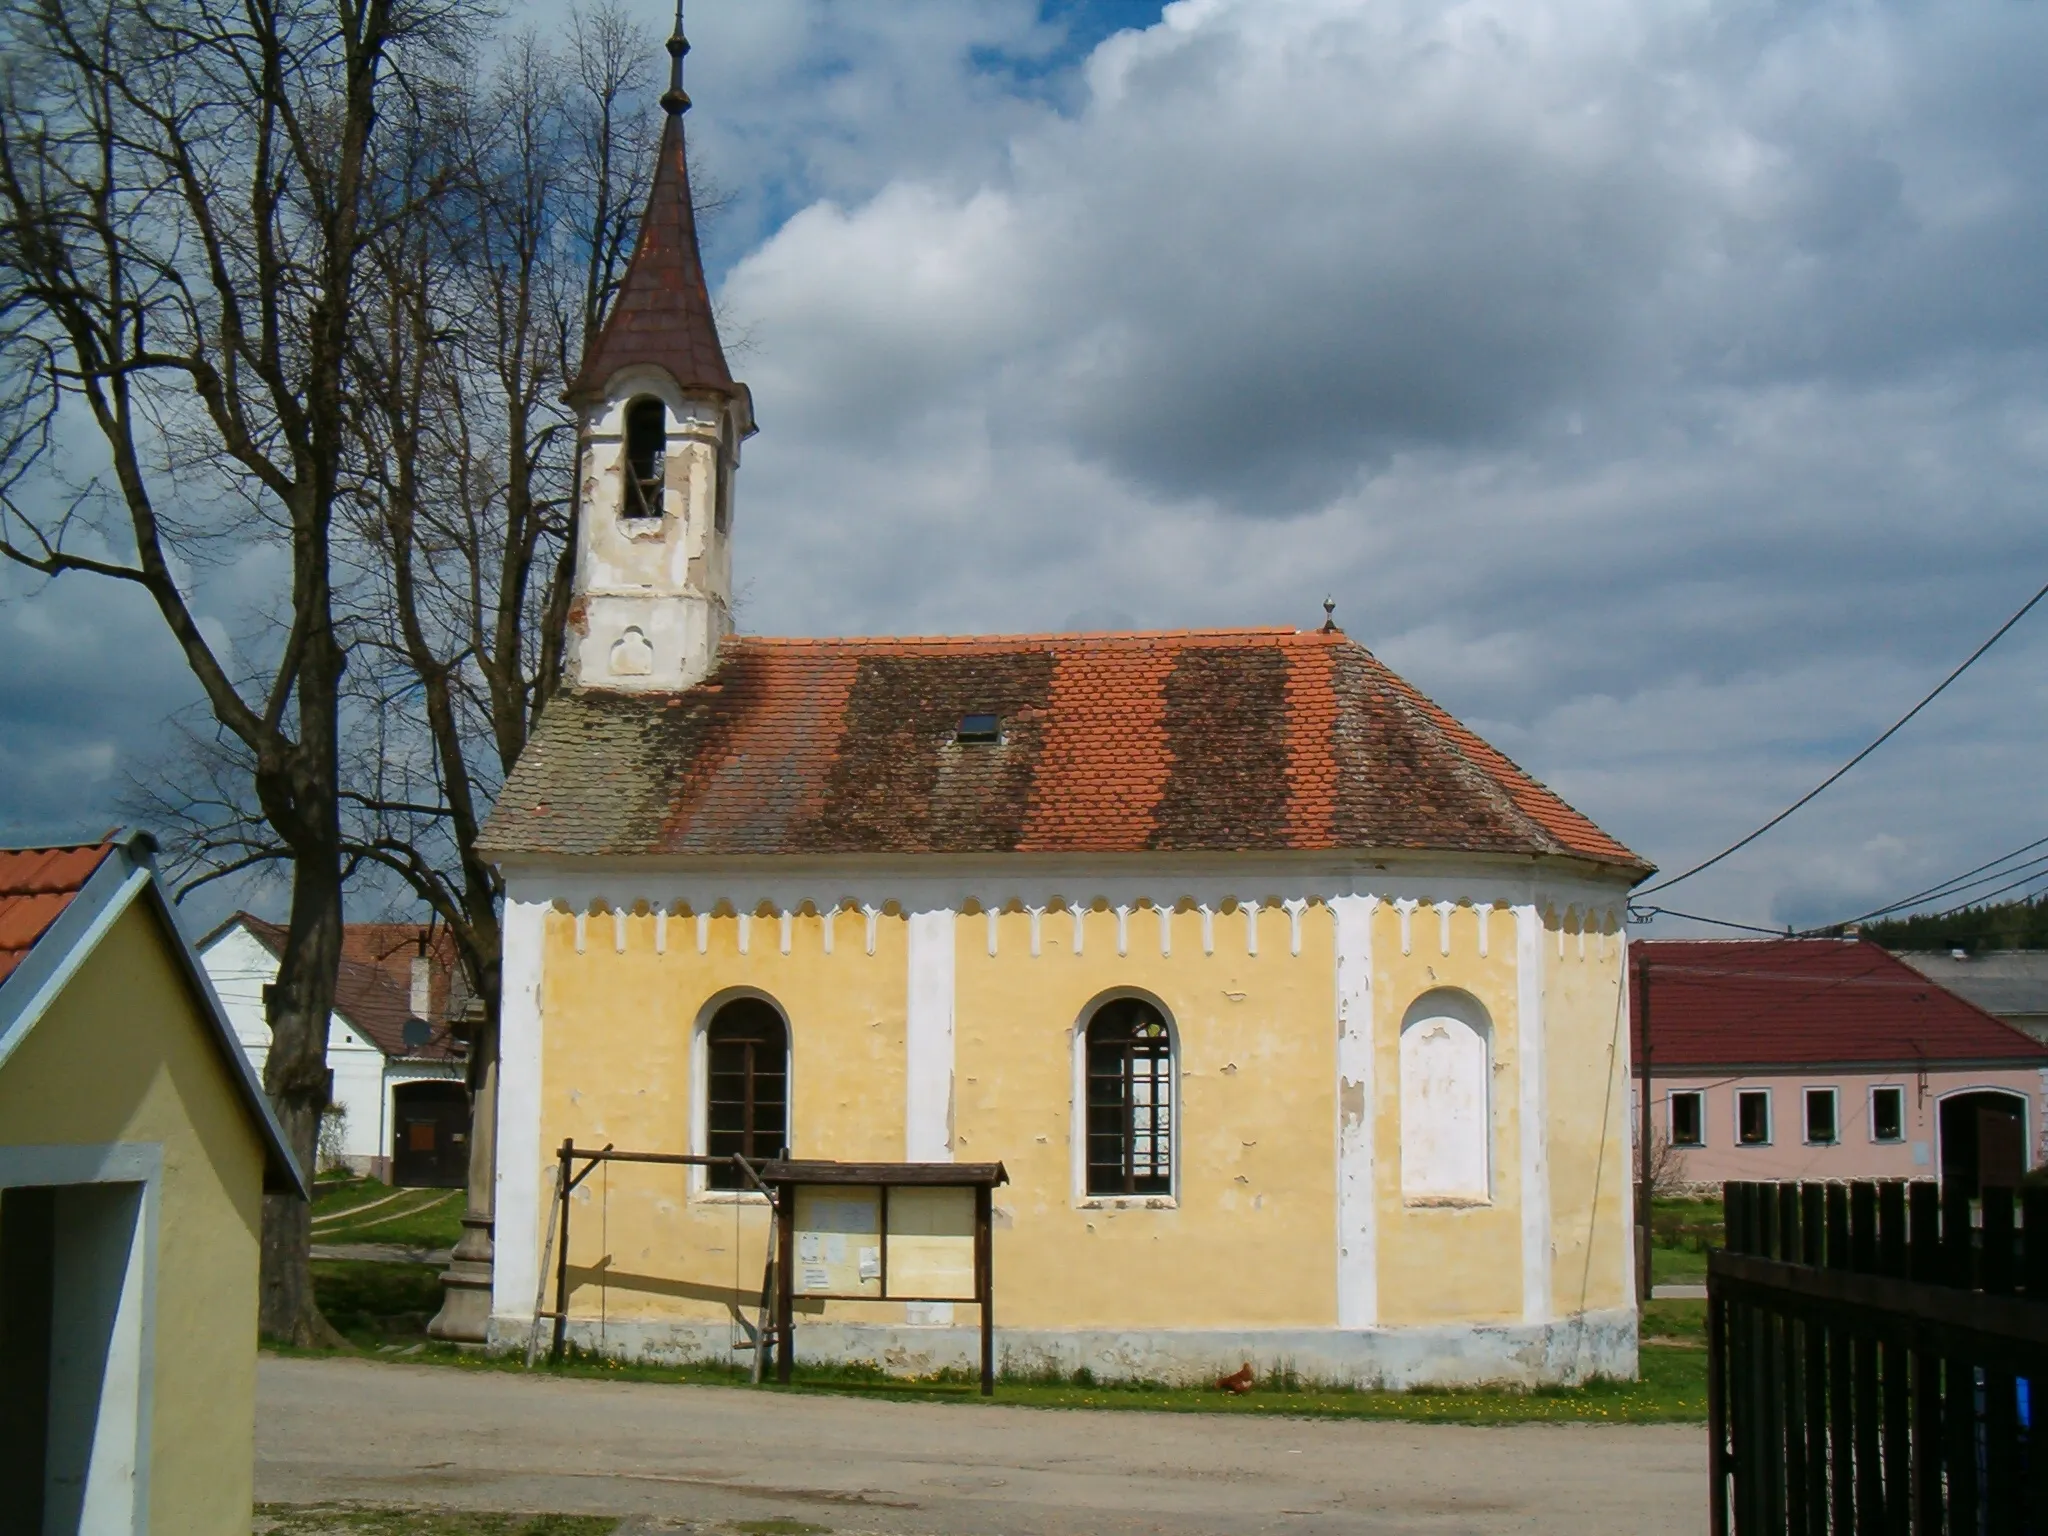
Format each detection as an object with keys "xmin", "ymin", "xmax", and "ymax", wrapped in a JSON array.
[
  {"xmin": 339, "ymin": 7, "xmax": 661, "ymax": 1333},
  {"xmin": 0, "ymin": 0, "xmax": 476, "ymax": 1342},
  {"xmin": 120, "ymin": 1, "xmax": 668, "ymax": 1335}
]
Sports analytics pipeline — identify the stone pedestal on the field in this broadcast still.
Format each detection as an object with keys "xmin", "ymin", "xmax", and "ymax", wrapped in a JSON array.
[
  {"xmin": 428, "ymin": 1212, "xmax": 496, "ymax": 1342},
  {"xmin": 430, "ymin": 1010, "xmax": 497, "ymax": 1343}
]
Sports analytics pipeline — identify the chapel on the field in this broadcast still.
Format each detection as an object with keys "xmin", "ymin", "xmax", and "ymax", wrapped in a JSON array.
[{"xmin": 478, "ymin": 12, "xmax": 1651, "ymax": 1386}]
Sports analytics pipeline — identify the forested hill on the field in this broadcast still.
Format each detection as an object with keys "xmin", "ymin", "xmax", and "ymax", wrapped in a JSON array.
[{"xmin": 1860, "ymin": 895, "xmax": 2048, "ymax": 953}]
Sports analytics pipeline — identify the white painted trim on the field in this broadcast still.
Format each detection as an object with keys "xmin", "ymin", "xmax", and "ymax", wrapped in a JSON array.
[
  {"xmin": 905, "ymin": 909, "xmax": 955, "ymax": 1161},
  {"xmin": 492, "ymin": 850, "xmax": 1638, "ymax": 912},
  {"xmin": 1867, "ymin": 1083, "xmax": 1907, "ymax": 1144},
  {"xmin": 687, "ymin": 988, "xmax": 789, "ymax": 1199},
  {"xmin": 1801, "ymin": 1085, "xmax": 1841, "ymax": 1146},
  {"xmin": 1070, "ymin": 988, "xmax": 1181, "ymax": 1205},
  {"xmin": 492, "ymin": 897, "xmax": 547, "ymax": 1324},
  {"xmin": 1615, "ymin": 928, "xmax": 1638, "ymax": 1312},
  {"xmin": 1667, "ymin": 1087, "xmax": 1707, "ymax": 1148},
  {"xmin": 1514, "ymin": 904, "xmax": 1552, "ymax": 1324},
  {"xmin": 0, "ymin": 1142, "xmax": 162, "ymax": 1535},
  {"xmin": 1333, "ymin": 895, "xmax": 1377, "ymax": 1329},
  {"xmin": 1735, "ymin": 1086, "xmax": 1775, "ymax": 1146}
]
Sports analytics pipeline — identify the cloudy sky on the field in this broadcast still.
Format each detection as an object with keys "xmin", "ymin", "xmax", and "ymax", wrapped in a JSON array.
[{"xmin": 6, "ymin": 0, "xmax": 2048, "ymax": 938}]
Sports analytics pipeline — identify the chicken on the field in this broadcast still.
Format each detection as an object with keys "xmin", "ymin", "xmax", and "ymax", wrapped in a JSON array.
[{"xmin": 1217, "ymin": 1361, "xmax": 1254, "ymax": 1394}]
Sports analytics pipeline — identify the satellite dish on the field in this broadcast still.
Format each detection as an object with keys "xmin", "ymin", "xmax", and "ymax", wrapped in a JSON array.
[{"xmin": 401, "ymin": 1017, "xmax": 433, "ymax": 1050}]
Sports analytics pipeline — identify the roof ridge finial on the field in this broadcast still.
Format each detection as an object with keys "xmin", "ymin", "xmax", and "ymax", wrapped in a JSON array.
[
  {"xmin": 1320, "ymin": 595, "xmax": 1339, "ymax": 634},
  {"xmin": 661, "ymin": 0, "xmax": 691, "ymax": 116}
]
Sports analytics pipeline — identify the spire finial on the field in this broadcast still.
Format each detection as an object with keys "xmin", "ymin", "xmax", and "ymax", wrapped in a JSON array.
[
  {"xmin": 1320, "ymin": 596, "xmax": 1339, "ymax": 634},
  {"xmin": 661, "ymin": 0, "xmax": 691, "ymax": 115}
]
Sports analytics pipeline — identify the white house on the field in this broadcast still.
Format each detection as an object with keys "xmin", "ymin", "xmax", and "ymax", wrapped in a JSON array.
[{"xmin": 200, "ymin": 914, "xmax": 469, "ymax": 1185}]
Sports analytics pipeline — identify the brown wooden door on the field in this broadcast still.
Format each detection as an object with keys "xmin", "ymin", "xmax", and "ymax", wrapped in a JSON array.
[{"xmin": 390, "ymin": 1081, "xmax": 469, "ymax": 1188}]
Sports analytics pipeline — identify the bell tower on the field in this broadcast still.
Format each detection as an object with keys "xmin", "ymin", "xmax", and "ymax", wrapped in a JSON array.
[{"xmin": 565, "ymin": 2, "xmax": 754, "ymax": 692}]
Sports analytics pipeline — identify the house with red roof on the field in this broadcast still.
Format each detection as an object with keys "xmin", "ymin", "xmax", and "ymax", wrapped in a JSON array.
[
  {"xmin": 1633, "ymin": 938, "xmax": 2048, "ymax": 1195},
  {"xmin": 0, "ymin": 832, "xmax": 301, "ymax": 1529},
  {"xmin": 473, "ymin": 18, "xmax": 1653, "ymax": 1388},
  {"xmin": 199, "ymin": 913, "xmax": 468, "ymax": 1186}
]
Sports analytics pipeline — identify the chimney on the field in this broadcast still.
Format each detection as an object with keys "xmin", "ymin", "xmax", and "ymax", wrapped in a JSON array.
[{"xmin": 410, "ymin": 936, "xmax": 433, "ymax": 1021}]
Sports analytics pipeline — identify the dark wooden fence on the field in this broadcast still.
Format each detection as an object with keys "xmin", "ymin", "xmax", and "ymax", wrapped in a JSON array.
[{"xmin": 1708, "ymin": 1180, "xmax": 2048, "ymax": 1533}]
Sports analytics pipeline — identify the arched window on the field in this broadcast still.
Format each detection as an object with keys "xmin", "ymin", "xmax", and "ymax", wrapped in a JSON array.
[
  {"xmin": 623, "ymin": 397, "xmax": 666, "ymax": 519},
  {"xmin": 705, "ymin": 997, "xmax": 787, "ymax": 1189},
  {"xmin": 1085, "ymin": 997, "xmax": 1174, "ymax": 1196},
  {"xmin": 1399, "ymin": 991, "xmax": 1491, "ymax": 1203}
]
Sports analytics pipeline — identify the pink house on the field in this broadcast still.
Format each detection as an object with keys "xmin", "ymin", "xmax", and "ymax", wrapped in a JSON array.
[{"xmin": 1632, "ymin": 938, "xmax": 2048, "ymax": 1193}]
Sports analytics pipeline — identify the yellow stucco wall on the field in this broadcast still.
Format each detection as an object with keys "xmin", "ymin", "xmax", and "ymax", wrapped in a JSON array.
[
  {"xmin": 1547, "ymin": 909, "xmax": 1633, "ymax": 1315},
  {"xmin": 532, "ymin": 885, "xmax": 1632, "ymax": 1344},
  {"xmin": 1373, "ymin": 900, "xmax": 1525, "ymax": 1326},
  {"xmin": 541, "ymin": 905, "xmax": 907, "ymax": 1328},
  {"xmin": 0, "ymin": 900, "xmax": 268, "ymax": 1536},
  {"xmin": 958, "ymin": 902, "xmax": 1337, "ymax": 1329}
]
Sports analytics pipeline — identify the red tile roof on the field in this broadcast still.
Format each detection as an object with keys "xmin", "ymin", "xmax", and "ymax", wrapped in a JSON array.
[
  {"xmin": 481, "ymin": 627, "xmax": 1647, "ymax": 871},
  {"xmin": 0, "ymin": 841, "xmax": 117, "ymax": 986},
  {"xmin": 568, "ymin": 111, "xmax": 735, "ymax": 403},
  {"xmin": 1632, "ymin": 938, "xmax": 2048, "ymax": 1069},
  {"xmin": 234, "ymin": 916, "xmax": 464, "ymax": 1062}
]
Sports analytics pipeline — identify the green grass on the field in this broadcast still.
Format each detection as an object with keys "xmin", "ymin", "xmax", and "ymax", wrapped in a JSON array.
[
  {"xmin": 312, "ymin": 1181, "xmax": 464, "ymax": 1249},
  {"xmin": 314, "ymin": 1261, "xmax": 446, "ymax": 1343},
  {"xmin": 255, "ymin": 1507, "xmax": 613, "ymax": 1535},
  {"xmin": 1642, "ymin": 1298, "xmax": 1706, "ymax": 1350},
  {"xmin": 1652, "ymin": 1243, "xmax": 1708, "ymax": 1286},
  {"xmin": 310, "ymin": 1175, "xmax": 402, "ymax": 1218}
]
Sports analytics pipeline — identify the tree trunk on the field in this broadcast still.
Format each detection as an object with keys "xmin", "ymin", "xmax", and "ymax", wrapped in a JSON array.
[{"xmin": 258, "ymin": 836, "xmax": 348, "ymax": 1346}]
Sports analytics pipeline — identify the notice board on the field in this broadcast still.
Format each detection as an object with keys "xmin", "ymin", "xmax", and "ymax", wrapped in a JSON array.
[
  {"xmin": 787, "ymin": 1182, "xmax": 979, "ymax": 1300},
  {"xmin": 886, "ymin": 1186, "xmax": 977, "ymax": 1300},
  {"xmin": 791, "ymin": 1187, "xmax": 882, "ymax": 1297}
]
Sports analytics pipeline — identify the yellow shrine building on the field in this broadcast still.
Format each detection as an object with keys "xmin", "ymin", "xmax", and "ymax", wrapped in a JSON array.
[{"xmin": 479, "ymin": 17, "xmax": 1650, "ymax": 1386}]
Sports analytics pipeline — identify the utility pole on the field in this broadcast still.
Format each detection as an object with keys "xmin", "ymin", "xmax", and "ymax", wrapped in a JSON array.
[{"xmin": 1636, "ymin": 956, "xmax": 1654, "ymax": 1311}]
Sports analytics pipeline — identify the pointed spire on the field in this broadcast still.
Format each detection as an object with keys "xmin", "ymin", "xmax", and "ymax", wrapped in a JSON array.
[
  {"xmin": 660, "ymin": 0, "xmax": 690, "ymax": 116},
  {"xmin": 568, "ymin": 1, "xmax": 739, "ymax": 405}
]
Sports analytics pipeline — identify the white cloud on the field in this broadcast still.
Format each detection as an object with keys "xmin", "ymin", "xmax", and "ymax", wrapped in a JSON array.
[
  {"xmin": 718, "ymin": 0, "xmax": 2048, "ymax": 928},
  {"xmin": 11, "ymin": 0, "xmax": 2048, "ymax": 937}
]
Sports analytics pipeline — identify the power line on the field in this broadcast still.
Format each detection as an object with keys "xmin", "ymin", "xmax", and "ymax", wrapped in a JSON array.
[
  {"xmin": 1629, "ymin": 905, "xmax": 1788, "ymax": 937},
  {"xmin": 1638, "ymin": 574, "xmax": 2048, "ymax": 897},
  {"xmin": 1908, "ymin": 863, "xmax": 2048, "ymax": 924},
  {"xmin": 1820, "ymin": 840, "xmax": 2048, "ymax": 931},
  {"xmin": 1631, "ymin": 836, "xmax": 2048, "ymax": 945}
]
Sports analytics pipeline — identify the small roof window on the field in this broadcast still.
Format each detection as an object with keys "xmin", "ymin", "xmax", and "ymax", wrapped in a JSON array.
[{"xmin": 955, "ymin": 713, "xmax": 1002, "ymax": 744}]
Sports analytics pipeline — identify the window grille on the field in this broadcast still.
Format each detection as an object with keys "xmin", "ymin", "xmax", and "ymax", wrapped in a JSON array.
[
  {"xmin": 706, "ymin": 997, "xmax": 787, "ymax": 1189},
  {"xmin": 1085, "ymin": 998, "xmax": 1173, "ymax": 1196}
]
